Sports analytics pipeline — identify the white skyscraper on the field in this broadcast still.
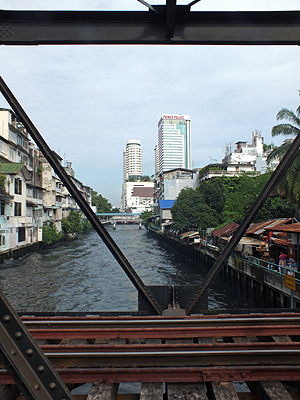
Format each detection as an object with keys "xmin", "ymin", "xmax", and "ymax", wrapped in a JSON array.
[
  {"xmin": 157, "ymin": 114, "xmax": 191, "ymax": 174},
  {"xmin": 121, "ymin": 139, "xmax": 154, "ymax": 212},
  {"xmin": 123, "ymin": 139, "xmax": 143, "ymax": 182}
]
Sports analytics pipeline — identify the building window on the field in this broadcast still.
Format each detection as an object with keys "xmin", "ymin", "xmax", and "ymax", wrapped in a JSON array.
[
  {"xmin": 15, "ymin": 178, "xmax": 22, "ymax": 195},
  {"xmin": 10, "ymin": 147, "xmax": 15, "ymax": 160},
  {"xmin": 14, "ymin": 202, "xmax": 22, "ymax": 216},
  {"xmin": 0, "ymin": 202, "xmax": 5, "ymax": 216},
  {"xmin": 18, "ymin": 227, "xmax": 25, "ymax": 242}
]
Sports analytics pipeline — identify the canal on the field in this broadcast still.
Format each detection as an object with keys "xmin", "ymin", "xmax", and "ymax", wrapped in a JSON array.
[{"xmin": 0, "ymin": 225, "xmax": 253, "ymax": 313}]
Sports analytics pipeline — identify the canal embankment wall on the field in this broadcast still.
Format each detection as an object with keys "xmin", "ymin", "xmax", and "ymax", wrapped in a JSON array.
[{"xmin": 148, "ymin": 227, "xmax": 300, "ymax": 309}]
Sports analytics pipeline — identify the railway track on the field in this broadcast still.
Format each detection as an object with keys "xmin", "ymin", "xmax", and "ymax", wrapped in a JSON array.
[{"xmin": 1, "ymin": 312, "xmax": 300, "ymax": 399}]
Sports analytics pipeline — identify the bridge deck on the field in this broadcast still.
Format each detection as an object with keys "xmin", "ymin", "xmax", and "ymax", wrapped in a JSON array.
[{"xmin": 1, "ymin": 312, "xmax": 300, "ymax": 400}]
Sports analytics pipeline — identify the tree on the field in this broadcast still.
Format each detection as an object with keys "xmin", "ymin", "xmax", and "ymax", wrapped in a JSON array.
[
  {"xmin": 140, "ymin": 210, "xmax": 153, "ymax": 227},
  {"xmin": 171, "ymin": 187, "xmax": 218, "ymax": 231},
  {"xmin": 91, "ymin": 190, "xmax": 112, "ymax": 213},
  {"xmin": 198, "ymin": 178, "xmax": 225, "ymax": 217},
  {"xmin": 267, "ymin": 92, "xmax": 300, "ymax": 213},
  {"xmin": 62, "ymin": 210, "xmax": 91, "ymax": 234}
]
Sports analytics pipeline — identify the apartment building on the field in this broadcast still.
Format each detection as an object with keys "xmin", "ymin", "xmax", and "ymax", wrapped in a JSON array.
[
  {"xmin": 0, "ymin": 108, "xmax": 93, "ymax": 257},
  {"xmin": 0, "ymin": 163, "xmax": 42, "ymax": 252}
]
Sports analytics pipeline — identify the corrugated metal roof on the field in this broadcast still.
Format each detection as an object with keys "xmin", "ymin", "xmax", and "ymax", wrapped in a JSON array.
[
  {"xmin": 265, "ymin": 223, "xmax": 300, "ymax": 233},
  {"xmin": 211, "ymin": 222, "xmax": 239, "ymax": 238},
  {"xmin": 246, "ymin": 218, "xmax": 292, "ymax": 236}
]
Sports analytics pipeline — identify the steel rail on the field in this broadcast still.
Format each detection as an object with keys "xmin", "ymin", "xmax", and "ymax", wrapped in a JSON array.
[
  {"xmin": 1, "ymin": 348, "xmax": 299, "ymax": 370},
  {"xmin": 39, "ymin": 342, "xmax": 300, "ymax": 353},
  {"xmin": 1, "ymin": 365, "xmax": 300, "ymax": 384},
  {"xmin": 21, "ymin": 315, "xmax": 300, "ymax": 329},
  {"xmin": 27, "ymin": 325, "xmax": 300, "ymax": 340},
  {"xmin": 0, "ymin": 76, "xmax": 162, "ymax": 316}
]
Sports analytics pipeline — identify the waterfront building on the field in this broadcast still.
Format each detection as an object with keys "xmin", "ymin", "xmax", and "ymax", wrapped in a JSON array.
[
  {"xmin": 153, "ymin": 168, "xmax": 198, "ymax": 225},
  {"xmin": 157, "ymin": 114, "xmax": 191, "ymax": 174},
  {"xmin": 61, "ymin": 161, "xmax": 92, "ymax": 218},
  {"xmin": 0, "ymin": 163, "xmax": 42, "ymax": 252},
  {"xmin": 0, "ymin": 108, "xmax": 93, "ymax": 256},
  {"xmin": 39, "ymin": 151, "xmax": 64, "ymax": 232}
]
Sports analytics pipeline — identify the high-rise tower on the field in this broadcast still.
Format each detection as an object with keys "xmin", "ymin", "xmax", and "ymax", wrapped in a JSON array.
[
  {"xmin": 157, "ymin": 114, "xmax": 191, "ymax": 174},
  {"xmin": 123, "ymin": 139, "xmax": 143, "ymax": 182}
]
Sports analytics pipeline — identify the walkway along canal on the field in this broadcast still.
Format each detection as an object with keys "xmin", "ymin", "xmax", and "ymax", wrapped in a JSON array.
[
  {"xmin": 0, "ymin": 225, "xmax": 254, "ymax": 313},
  {"xmin": 148, "ymin": 228, "xmax": 300, "ymax": 310}
]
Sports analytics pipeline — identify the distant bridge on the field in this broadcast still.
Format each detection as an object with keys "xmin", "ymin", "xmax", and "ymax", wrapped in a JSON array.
[{"xmin": 96, "ymin": 212, "xmax": 141, "ymax": 224}]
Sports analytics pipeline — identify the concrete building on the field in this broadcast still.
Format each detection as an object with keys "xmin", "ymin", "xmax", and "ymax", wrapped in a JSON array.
[
  {"xmin": 61, "ymin": 161, "xmax": 92, "ymax": 218},
  {"xmin": 0, "ymin": 163, "xmax": 42, "ymax": 252},
  {"xmin": 157, "ymin": 114, "xmax": 191, "ymax": 174},
  {"xmin": 153, "ymin": 168, "xmax": 198, "ymax": 223},
  {"xmin": 39, "ymin": 151, "xmax": 64, "ymax": 231},
  {"xmin": 123, "ymin": 139, "xmax": 142, "ymax": 182},
  {"xmin": 122, "ymin": 181, "xmax": 154, "ymax": 213},
  {"xmin": 200, "ymin": 131, "xmax": 280, "ymax": 182},
  {"xmin": 121, "ymin": 139, "xmax": 154, "ymax": 212}
]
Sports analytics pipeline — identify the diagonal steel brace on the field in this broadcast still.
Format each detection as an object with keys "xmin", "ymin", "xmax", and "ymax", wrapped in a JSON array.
[{"xmin": 0, "ymin": 76, "xmax": 162, "ymax": 318}]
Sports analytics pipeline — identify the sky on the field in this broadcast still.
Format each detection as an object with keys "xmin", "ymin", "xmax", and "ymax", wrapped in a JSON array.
[{"xmin": 1, "ymin": 1, "xmax": 300, "ymax": 206}]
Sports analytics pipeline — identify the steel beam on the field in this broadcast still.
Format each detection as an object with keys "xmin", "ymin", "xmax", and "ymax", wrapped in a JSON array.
[
  {"xmin": 0, "ymin": 9, "xmax": 300, "ymax": 45},
  {"xmin": 0, "ymin": 76, "xmax": 162, "ymax": 316},
  {"xmin": 0, "ymin": 292, "xmax": 74, "ymax": 400}
]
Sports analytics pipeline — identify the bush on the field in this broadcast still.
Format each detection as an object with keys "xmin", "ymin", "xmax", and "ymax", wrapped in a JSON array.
[
  {"xmin": 42, "ymin": 223, "xmax": 63, "ymax": 245},
  {"xmin": 62, "ymin": 210, "xmax": 92, "ymax": 234}
]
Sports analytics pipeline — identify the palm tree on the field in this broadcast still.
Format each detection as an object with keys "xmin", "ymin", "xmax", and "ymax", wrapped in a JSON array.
[{"xmin": 267, "ymin": 92, "xmax": 300, "ymax": 213}]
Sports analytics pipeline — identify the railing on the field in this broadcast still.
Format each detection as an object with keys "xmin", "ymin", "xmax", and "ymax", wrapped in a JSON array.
[{"xmin": 235, "ymin": 255, "xmax": 300, "ymax": 282}]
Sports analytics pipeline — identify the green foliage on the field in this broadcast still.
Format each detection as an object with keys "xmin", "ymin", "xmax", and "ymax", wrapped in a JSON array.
[
  {"xmin": 171, "ymin": 172, "xmax": 297, "ymax": 232},
  {"xmin": 0, "ymin": 174, "xmax": 6, "ymax": 190},
  {"xmin": 267, "ymin": 92, "xmax": 300, "ymax": 214},
  {"xmin": 140, "ymin": 210, "xmax": 154, "ymax": 227},
  {"xmin": 42, "ymin": 223, "xmax": 63, "ymax": 245},
  {"xmin": 62, "ymin": 210, "xmax": 91, "ymax": 234},
  {"xmin": 199, "ymin": 178, "xmax": 225, "ymax": 216},
  {"xmin": 91, "ymin": 190, "xmax": 112, "ymax": 213},
  {"xmin": 140, "ymin": 175, "xmax": 151, "ymax": 181},
  {"xmin": 171, "ymin": 187, "xmax": 219, "ymax": 231}
]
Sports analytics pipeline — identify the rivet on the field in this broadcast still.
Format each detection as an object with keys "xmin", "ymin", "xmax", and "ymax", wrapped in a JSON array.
[
  {"xmin": 3, "ymin": 315, "xmax": 11, "ymax": 323},
  {"xmin": 49, "ymin": 382, "xmax": 56, "ymax": 390},
  {"xmin": 26, "ymin": 348, "xmax": 33, "ymax": 357},
  {"xmin": 14, "ymin": 331, "xmax": 22, "ymax": 339},
  {"xmin": 37, "ymin": 365, "xmax": 45, "ymax": 373},
  {"xmin": 34, "ymin": 384, "xmax": 40, "ymax": 391},
  {"xmin": 11, "ymin": 349, "xmax": 17, "ymax": 356}
]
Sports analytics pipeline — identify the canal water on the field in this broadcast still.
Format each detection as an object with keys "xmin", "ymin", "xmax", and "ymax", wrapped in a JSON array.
[{"xmin": 0, "ymin": 225, "xmax": 252, "ymax": 313}]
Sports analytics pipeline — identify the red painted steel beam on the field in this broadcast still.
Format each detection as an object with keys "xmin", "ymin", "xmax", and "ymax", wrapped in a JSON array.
[{"xmin": 1, "ymin": 366, "xmax": 300, "ymax": 384}]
